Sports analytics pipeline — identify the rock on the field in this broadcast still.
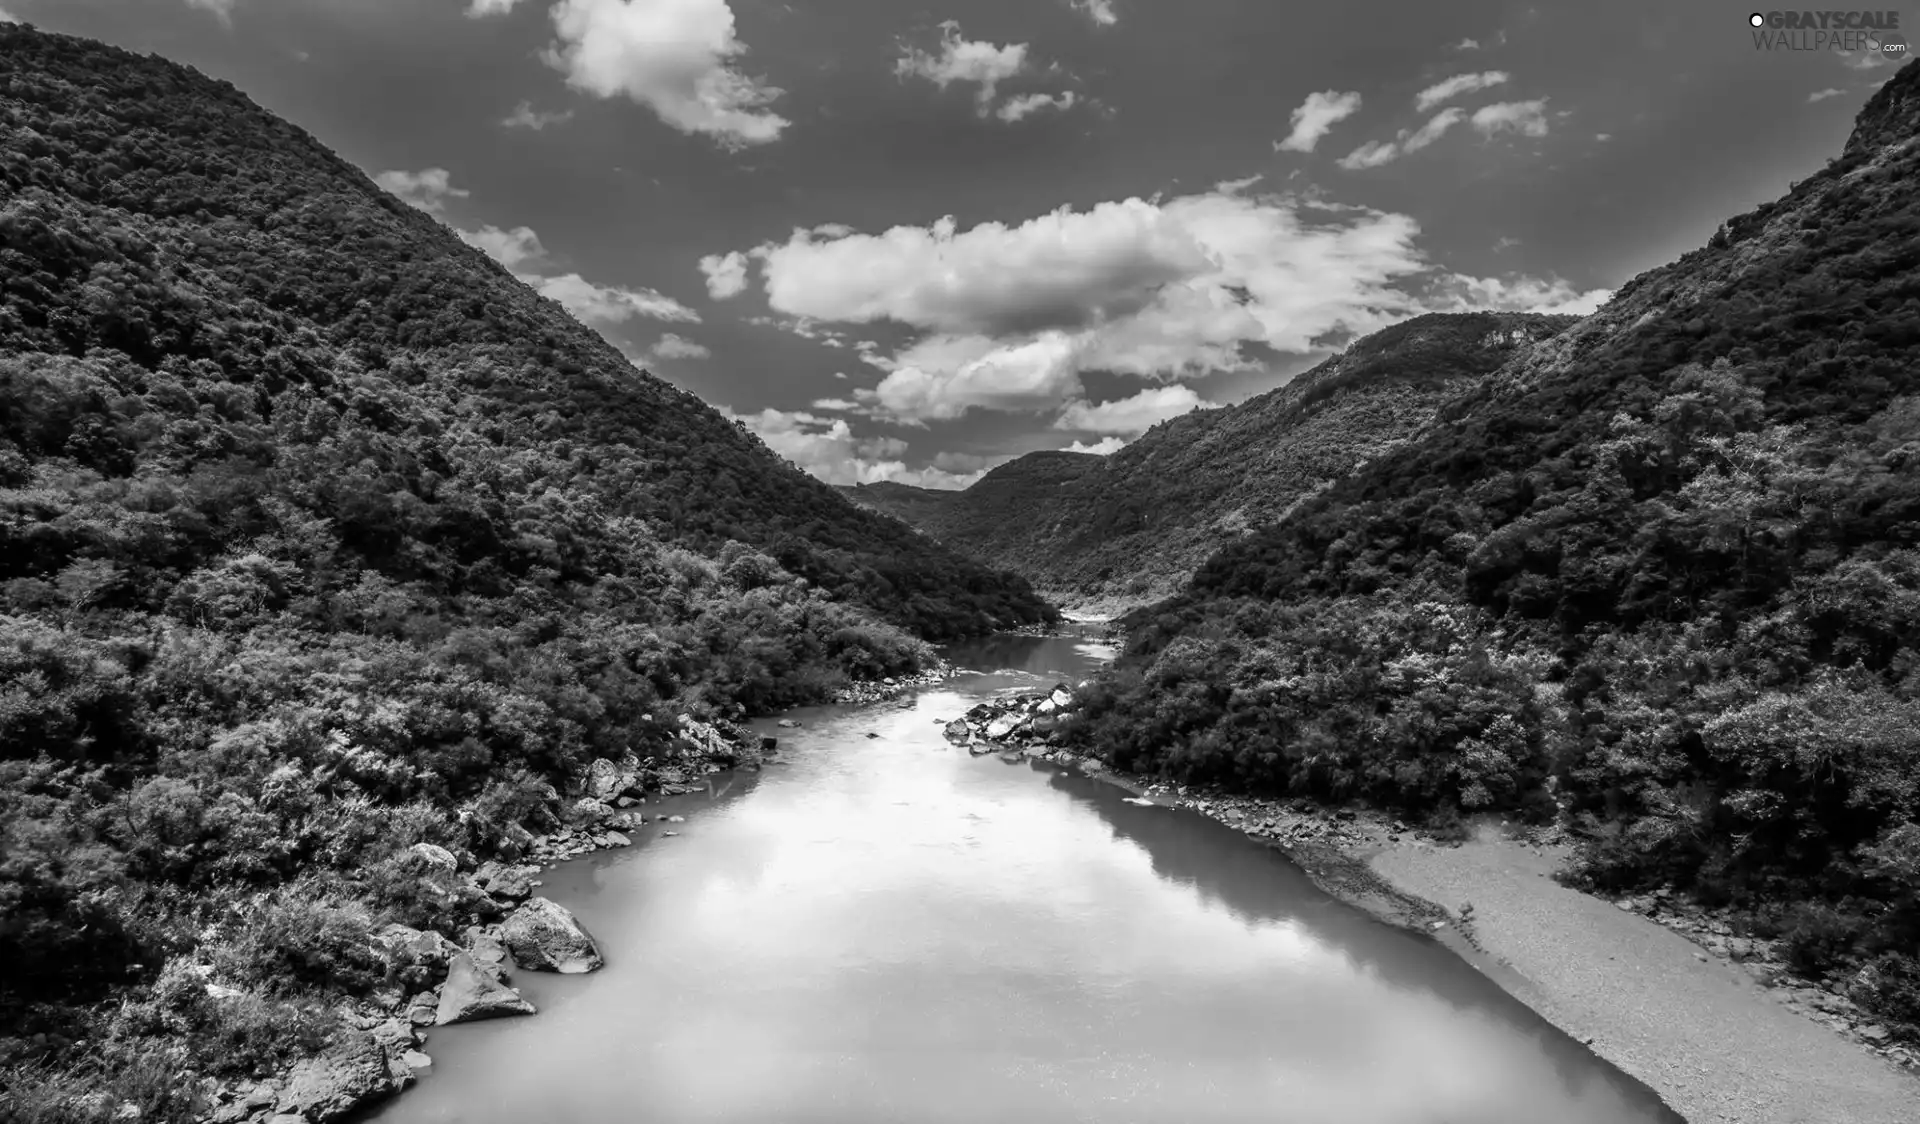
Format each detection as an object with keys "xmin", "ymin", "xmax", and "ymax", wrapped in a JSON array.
[
  {"xmin": 985, "ymin": 716, "xmax": 1019, "ymax": 739},
  {"xmin": 664, "ymin": 814, "xmax": 685, "ymax": 823},
  {"xmin": 585, "ymin": 758, "xmax": 623, "ymax": 802},
  {"xmin": 369, "ymin": 1019, "xmax": 413, "ymax": 1052},
  {"xmin": 405, "ymin": 993, "xmax": 438, "ymax": 1027},
  {"xmin": 865, "ymin": 732, "xmax": 880, "ymax": 739},
  {"xmin": 760, "ymin": 736, "xmax": 779, "ymax": 751},
  {"xmin": 1860, "ymin": 1024, "xmax": 1891, "ymax": 1042},
  {"xmin": 373, "ymin": 924, "xmax": 459, "ymax": 974},
  {"xmin": 569, "ymin": 798, "xmax": 614, "ymax": 827},
  {"xmin": 435, "ymin": 953, "xmax": 536, "ymax": 1025},
  {"xmin": 777, "ymin": 719, "xmax": 800, "ymax": 729},
  {"xmin": 407, "ymin": 843, "xmax": 458, "ymax": 875},
  {"xmin": 502, "ymin": 897, "xmax": 604, "ymax": 974},
  {"xmin": 1050, "ymin": 687, "xmax": 1073, "ymax": 708},
  {"xmin": 401, "ymin": 1051, "xmax": 432, "ymax": 1070},
  {"xmin": 264, "ymin": 1116, "xmax": 310, "ymax": 1124},
  {"xmin": 276, "ymin": 1030, "xmax": 395, "ymax": 1122},
  {"xmin": 603, "ymin": 831, "xmax": 631, "ymax": 847},
  {"xmin": 943, "ymin": 718, "xmax": 970, "ymax": 744}
]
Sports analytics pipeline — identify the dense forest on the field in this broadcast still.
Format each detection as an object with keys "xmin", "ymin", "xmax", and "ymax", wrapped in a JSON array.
[
  {"xmin": 843, "ymin": 312, "xmax": 1577, "ymax": 608},
  {"xmin": 0, "ymin": 24, "xmax": 1051, "ymax": 1120},
  {"xmin": 1066, "ymin": 60, "xmax": 1920, "ymax": 1033}
]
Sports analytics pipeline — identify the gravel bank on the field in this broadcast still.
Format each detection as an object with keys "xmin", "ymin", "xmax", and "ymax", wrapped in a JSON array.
[{"xmin": 1370, "ymin": 828, "xmax": 1920, "ymax": 1124}]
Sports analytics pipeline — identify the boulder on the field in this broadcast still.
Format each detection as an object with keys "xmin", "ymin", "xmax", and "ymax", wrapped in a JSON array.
[
  {"xmin": 276, "ymin": 1030, "xmax": 396, "ymax": 1122},
  {"xmin": 435, "ymin": 953, "xmax": 537, "ymax": 1025},
  {"xmin": 1050, "ymin": 686, "xmax": 1074, "ymax": 708},
  {"xmin": 372, "ymin": 924, "xmax": 458, "ymax": 973},
  {"xmin": 776, "ymin": 719, "xmax": 800, "ymax": 729},
  {"xmin": 501, "ymin": 897, "xmax": 604, "ymax": 974},
  {"xmin": 942, "ymin": 718, "xmax": 970, "ymax": 744},
  {"xmin": 482, "ymin": 865, "xmax": 535, "ymax": 902},
  {"xmin": 407, "ymin": 843, "xmax": 458, "ymax": 875},
  {"xmin": 984, "ymin": 716, "xmax": 1019, "ymax": 739},
  {"xmin": 760, "ymin": 736, "xmax": 779, "ymax": 751},
  {"xmin": 585, "ymin": 758, "xmax": 623, "ymax": 802}
]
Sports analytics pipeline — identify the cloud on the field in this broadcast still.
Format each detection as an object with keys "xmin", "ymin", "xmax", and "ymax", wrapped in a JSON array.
[
  {"xmin": 895, "ymin": 21, "xmax": 1029, "ymax": 114},
  {"xmin": 467, "ymin": 0, "xmax": 526, "ymax": 15},
  {"xmin": 1054, "ymin": 385, "xmax": 1215, "ymax": 435},
  {"xmin": 458, "ymin": 224, "xmax": 547, "ymax": 270},
  {"xmin": 651, "ymin": 332, "xmax": 711, "ymax": 359},
  {"xmin": 1275, "ymin": 90, "xmax": 1363, "ymax": 153},
  {"xmin": 721, "ymin": 407, "xmax": 983, "ymax": 488},
  {"xmin": 1429, "ymin": 273, "xmax": 1612, "ymax": 316},
  {"xmin": 1469, "ymin": 98, "xmax": 1550, "ymax": 137},
  {"xmin": 699, "ymin": 250, "xmax": 751, "ymax": 299},
  {"xmin": 503, "ymin": 100, "xmax": 574, "ymax": 129},
  {"xmin": 1062, "ymin": 436, "xmax": 1127, "ymax": 455},
  {"xmin": 374, "ymin": 167, "xmax": 470, "ymax": 213},
  {"xmin": 543, "ymin": 0, "xmax": 787, "ymax": 148},
  {"xmin": 721, "ymin": 187, "xmax": 1606, "ymax": 425},
  {"xmin": 1413, "ymin": 70, "xmax": 1509, "ymax": 112},
  {"xmin": 1808, "ymin": 87, "xmax": 1847, "ymax": 102},
  {"xmin": 529, "ymin": 273, "xmax": 701, "ymax": 324},
  {"xmin": 185, "ymin": 0, "xmax": 236, "ymax": 24},
  {"xmin": 997, "ymin": 91, "xmax": 1078, "ymax": 123},
  {"xmin": 1336, "ymin": 107, "xmax": 1464, "ymax": 169},
  {"xmin": 1452, "ymin": 37, "xmax": 1481, "ymax": 50},
  {"xmin": 1070, "ymin": 0, "xmax": 1118, "ymax": 25},
  {"xmin": 1594, "ymin": 132, "xmax": 1612, "ymax": 141}
]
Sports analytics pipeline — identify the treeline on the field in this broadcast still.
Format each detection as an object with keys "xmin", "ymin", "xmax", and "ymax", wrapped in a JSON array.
[
  {"xmin": 1068, "ymin": 62, "xmax": 1920, "ymax": 1031},
  {"xmin": 0, "ymin": 24, "xmax": 1048, "ymax": 1120}
]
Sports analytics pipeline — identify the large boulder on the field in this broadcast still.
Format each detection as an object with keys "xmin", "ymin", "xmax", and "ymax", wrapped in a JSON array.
[
  {"xmin": 942, "ymin": 718, "xmax": 970, "ymax": 744},
  {"xmin": 585, "ymin": 758, "xmax": 623, "ymax": 802},
  {"xmin": 435, "ymin": 953, "xmax": 536, "ymax": 1025},
  {"xmin": 407, "ymin": 842, "xmax": 458, "ymax": 875},
  {"xmin": 501, "ymin": 897, "xmax": 604, "ymax": 974},
  {"xmin": 275, "ymin": 1030, "xmax": 396, "ymax": 1122}
]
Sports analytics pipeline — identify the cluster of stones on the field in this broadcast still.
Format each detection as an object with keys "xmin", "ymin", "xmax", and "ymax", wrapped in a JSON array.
[
  {"xmin": 196, "ymin": 714, "xmax": 756, "ymax": 1123},
  {"xmin": 1609, "ymin": 892, "xmax": 1916, "ymax": 1068},
  {"xmin": 831, "ymin": 661, "xmax": 953, "ymax": 706}
]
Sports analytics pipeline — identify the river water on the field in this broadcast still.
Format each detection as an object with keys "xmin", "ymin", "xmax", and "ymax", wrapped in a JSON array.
[{"xmin": 363, "ymin": 629, "xmax": 1682, "ymax": 1124}]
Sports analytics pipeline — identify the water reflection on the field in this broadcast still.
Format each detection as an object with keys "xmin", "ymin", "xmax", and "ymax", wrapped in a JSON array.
[{"xmin": 361, "ymin": 633, "xmax": 1681, "ymax": 1124}]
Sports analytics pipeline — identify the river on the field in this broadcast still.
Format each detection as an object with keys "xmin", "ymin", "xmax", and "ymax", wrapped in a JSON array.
[{"xmin": 362, "ymin": 628, "xmax": 1683, "ymax": 1124}]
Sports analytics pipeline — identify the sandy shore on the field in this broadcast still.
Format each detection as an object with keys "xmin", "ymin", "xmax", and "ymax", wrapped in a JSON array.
[{"xmin": 1368, "ymin": 827, "xmax": 1920, "ymax": 1124}]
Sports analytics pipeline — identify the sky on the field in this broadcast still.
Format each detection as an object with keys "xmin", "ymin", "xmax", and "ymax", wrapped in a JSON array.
[{"xmin": 5, "ymin": 1, "xmax": 1905, "ymax": 489}]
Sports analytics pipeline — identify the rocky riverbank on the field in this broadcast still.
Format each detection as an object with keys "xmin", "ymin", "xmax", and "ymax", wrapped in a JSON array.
[
  {"xmin": 189, "ymin": 715, "xmax": 758, "ymax": 1124},
  {"xmin": 943, "ymin": 686, "xmax": 1920, "ymax": 1104},
  {"xmin": 830, "ymin": 661, "xmax": 954, "ymax": 706}
]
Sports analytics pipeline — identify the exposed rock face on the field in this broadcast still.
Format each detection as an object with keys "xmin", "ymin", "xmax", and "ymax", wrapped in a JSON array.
[
  {"xmin": 275, "ymin": 1030, "xmax": 396, "ymax": 1122},
  {"xmin": 435, "ymin": 953, "xmax": 537, "ymax": 1025},
  {"xmin": 501, "ymin": 897, "xmax": 605, "ymax": 974}
]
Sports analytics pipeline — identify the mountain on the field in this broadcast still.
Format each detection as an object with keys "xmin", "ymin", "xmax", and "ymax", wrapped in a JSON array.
[
  {"xmin": 0, "ymin": 23, "xmax": 1049, "ymax": 1117},
  {"xmin": 843, "ymin": 312, "xmax": 1578, "ymax": 610},
  {"xmin": 1071, "ymin": 60, "xmax": 1920, "ymax": 1033}
]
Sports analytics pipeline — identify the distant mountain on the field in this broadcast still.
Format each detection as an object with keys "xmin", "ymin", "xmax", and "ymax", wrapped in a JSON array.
[
  {"xmin": 844, "ymin": 312, "xmax": 1577, "ymax": 610},
  {"xmin": 0, "ymin": 23, "xmax": 1049, "ymax": 1116},
  {"xmin": 1072, "ymin": 61, "xmax": 1920, "ymax": 1035}
]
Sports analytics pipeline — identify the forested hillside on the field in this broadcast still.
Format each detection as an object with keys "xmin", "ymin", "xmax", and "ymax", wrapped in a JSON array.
[
  {"xmin": 843, "ymin": 313, "xmax": 1577, "ymax": 609},
  {"xmin": 1068, "ymin": 60, "xmax": 1920, "ymax": 1032},
  {"xmin": 0, "ymin": 24, "xmax": 1049, "ymax": 1119}
]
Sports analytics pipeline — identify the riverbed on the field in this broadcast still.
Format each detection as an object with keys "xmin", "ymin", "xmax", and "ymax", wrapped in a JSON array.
[{"xmin": 362, "ymin": 629, "xmax": 1682, "ymax": 1124}]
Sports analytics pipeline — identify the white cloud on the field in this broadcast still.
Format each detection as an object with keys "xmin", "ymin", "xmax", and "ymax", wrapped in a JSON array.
[
  {"xmin": 529, "ymin": 273, "xmax": 702, "ymax": 324},
  {"xmin": 721, "ymin": 407, "xmax": 983, "ymax": 488},
  {"xmin": 374, "ymin": 167, "xmax": 470, "ymax": 214},
  {"xmin": 1469, "ymin": 98, "xmax": 1550, "ymax": 137},
  {"xmin": 1594, "ymin": 132, "xmax": 1612, "ymax": 141},
  {"xmin": 1808, "ymin": 87, "xmax": 1847, "ymax": 102},
  {"xmin": 720, "ymin": 187, "xmax": 1605, "ymax": 425},
  {"xmin": 1429, "ymin": 273, "xmax": 1612, "ymax": 316},
  {"xmin": 1452, "ymin": 37, "xmax": 1481, "ymax": 50},
  {"xmin": 1054, "ymin": 385, "xmax": 1215, "ymax": 435},
  {"xmin": 467, "ymin": 0, "xmax": 526, "ymax": 15},
  {"xmin": 1275, "ymin": 90, "xmax": 1362, "ymax": 153},
  {"xmin": 895, "ymin": 21, "xmax": 1029, "ymax": 114},
  {"xmin": 699, "ymin": 250, "xmax": 751, "ymax": 298},
  {"xmin": 458, "ymin": 224, "xmax": 547, "ymax": 270},
  {"xmin": 1062, "ymin": 436, "xmax": 1127, "ymax": 455},
  {"xmin": 1070, "ymin": 0, "xmax": 1118, "ymax": 25},
  {"xmin": 1215, "ymin": 173, "xmax": 1264, "ymax": 194},
  {"xmin": 543, "ymin": 0, "xmax": 787, "ymax": 148},
  {"xmin": 185, "ymin": 0, "xmax": 235, "ymax": 23},
  {"xmin": 651, "ymin": 332, "xmax": 711, "ymax": 359},
  {"xmin": 1413, "ymin": 70, "xmax": 1508, "ymax": 112},
  {"xmin": 1336, "ymin": 107, "xmax": 1464, "ymax": 169},
  {"xmin": 997, "ymin": 91, "xmax": 1078, "ymax": 123},
  {"xmin": 503, "ymin": 101, "xmax": 574, "ymax": 129}
]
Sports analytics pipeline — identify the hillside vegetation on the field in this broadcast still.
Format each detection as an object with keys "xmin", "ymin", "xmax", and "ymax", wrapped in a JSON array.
[
  {"xmin": 1067, "ymin": 60, "xmax": 1920, "ymax": 1033},
  {"xmin": 843, "ymin": 312, "xmax": 1577, "ymax": 609},
  {"xmin": 0, "ymin": 24, "xmax": 1050, "ymax": 1119}
]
